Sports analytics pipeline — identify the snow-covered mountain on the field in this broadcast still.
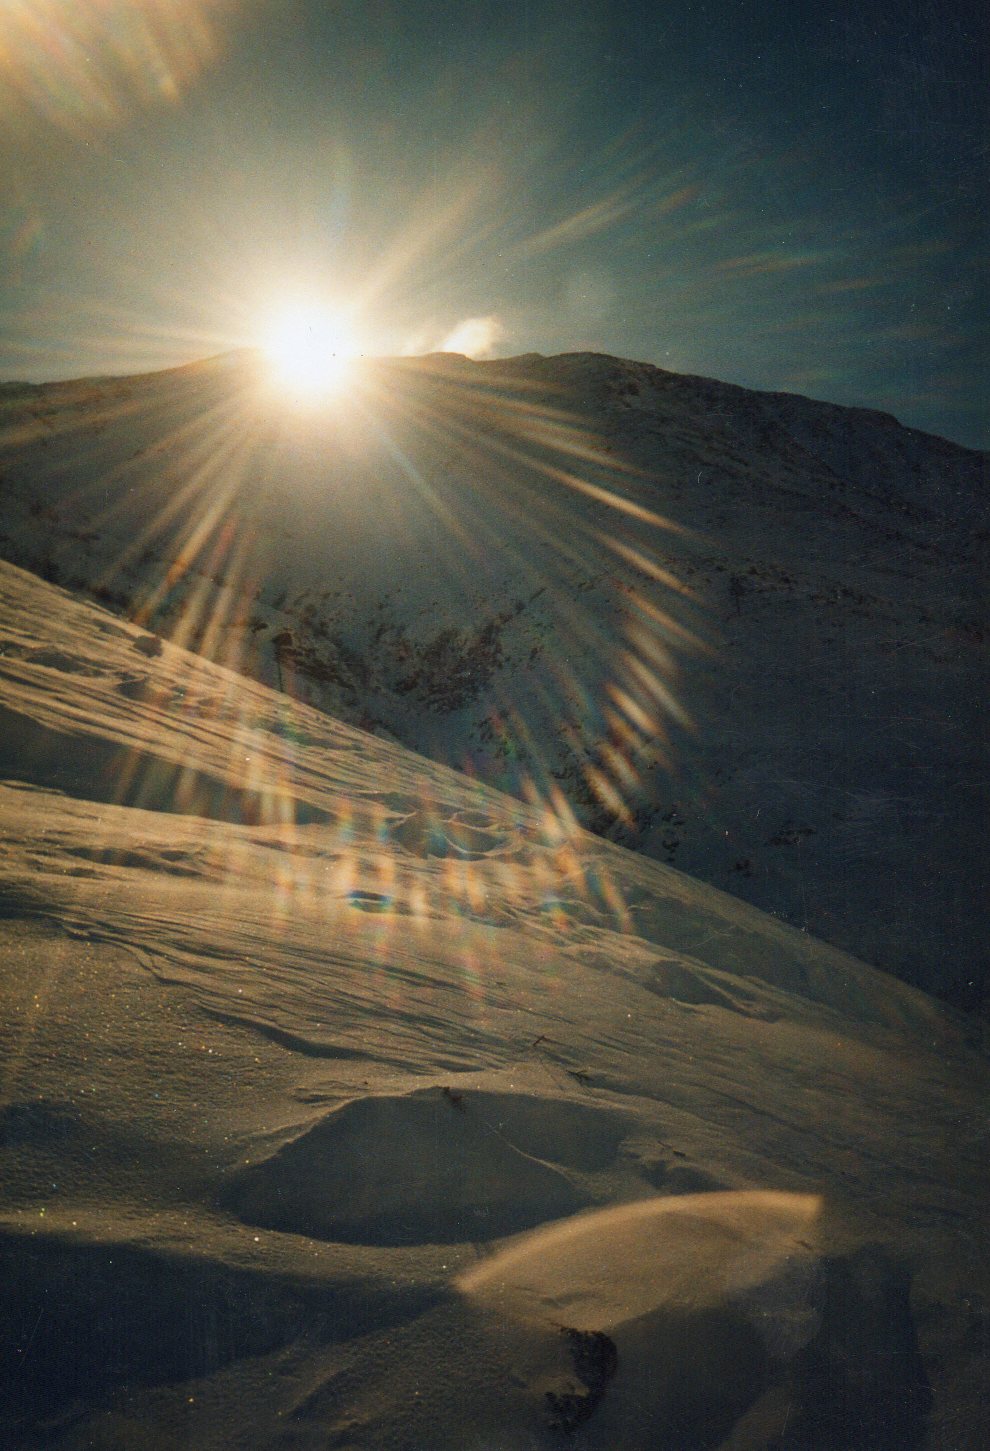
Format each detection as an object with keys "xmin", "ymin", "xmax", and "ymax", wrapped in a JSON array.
[
  {"xmin": 0, "ymin": 559, "xmax": 986, "ymax": 1449},
  {"xmin": 1, "ymin": 350, "xmax": 985, "ymax": 1010}
]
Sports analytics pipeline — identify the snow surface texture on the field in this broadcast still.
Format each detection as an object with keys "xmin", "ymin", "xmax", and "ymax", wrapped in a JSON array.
[
  {"xmin": 0, "ymin": 561, "xmax": 987, "ymax": 1448},
  {"xmin": 1, "ymin": 350, "xmax": 986, "ymax": 1011}
]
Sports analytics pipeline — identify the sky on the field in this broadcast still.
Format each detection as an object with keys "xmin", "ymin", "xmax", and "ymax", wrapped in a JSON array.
[{"xmin": 1, "ymin": 0, "xmax": 987, "ymax": 447}]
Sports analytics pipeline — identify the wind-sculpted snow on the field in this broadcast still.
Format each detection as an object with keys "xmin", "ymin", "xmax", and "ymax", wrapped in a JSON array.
[{"xmin": 0, "ymin": 562, "xmax": 987, "ymax": 1447}]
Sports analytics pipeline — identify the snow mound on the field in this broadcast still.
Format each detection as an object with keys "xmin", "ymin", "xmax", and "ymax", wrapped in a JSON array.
[{"xmin": 220, "ymin": 1087, "xmax": 627, "ymax": 1244}]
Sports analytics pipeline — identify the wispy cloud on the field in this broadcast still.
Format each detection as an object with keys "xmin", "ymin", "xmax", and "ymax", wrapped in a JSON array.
[{"xmin": 436, "ymin": 315, "xmax": 505, "ymax": 357}]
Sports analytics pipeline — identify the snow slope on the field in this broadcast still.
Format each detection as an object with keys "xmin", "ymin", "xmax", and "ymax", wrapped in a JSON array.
[
  {"xmin": 1, "ymin": 350, "xmax": 985, "ymax": 1010},
  {"xmin": 0, "ymin": 560, "xmax": 987, "ymax": 1449}
]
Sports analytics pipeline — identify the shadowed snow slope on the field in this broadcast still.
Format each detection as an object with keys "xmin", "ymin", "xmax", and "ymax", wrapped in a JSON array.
[
  {"xmin": 1, "ymin": 350, "xmax": 985, "ymax": 1011},
  {"xmin": 0, "ymin": 560, "xmax": 987, "ymax": 1449}
]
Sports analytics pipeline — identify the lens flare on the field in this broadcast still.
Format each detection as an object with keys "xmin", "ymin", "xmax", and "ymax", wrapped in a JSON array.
[{"xmin": 0, "ymin": 0, "xmax": 228, "ymax": 137}]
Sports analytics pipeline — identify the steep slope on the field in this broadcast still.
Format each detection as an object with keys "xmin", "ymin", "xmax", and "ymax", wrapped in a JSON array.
[
  {"xmin": 0, "ymin": 351, "xmax": 985, "ymax": 1008},
  {"xmin": 0, "ymin": 561, "xmax": 987, "ymax": 1449}
]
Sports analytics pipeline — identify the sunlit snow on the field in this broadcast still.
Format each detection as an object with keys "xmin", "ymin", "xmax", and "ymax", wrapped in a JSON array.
[{"xmin": 0, "ymin": 556, "xmax": 986, "ymax": 1448}]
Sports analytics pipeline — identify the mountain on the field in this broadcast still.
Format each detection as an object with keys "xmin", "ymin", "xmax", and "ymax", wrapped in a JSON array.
[
  {"xmin": 1, "ymin": 350, "xmax": 986, "ymax": 1012},
  {"xmin": 0, "ymin": 558, "xmax": 987, "ymax": 1449}
]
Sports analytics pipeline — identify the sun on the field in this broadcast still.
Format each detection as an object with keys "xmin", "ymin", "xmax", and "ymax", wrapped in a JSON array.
[{"xmin": 261, "ymin": 304, "xmax": 359, "ymax": 396}]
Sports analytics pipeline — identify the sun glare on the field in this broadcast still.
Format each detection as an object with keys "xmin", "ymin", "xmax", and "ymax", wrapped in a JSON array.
[{"xmin": 262, "ymin": 306, "xmax": 359, "ymax": 396}]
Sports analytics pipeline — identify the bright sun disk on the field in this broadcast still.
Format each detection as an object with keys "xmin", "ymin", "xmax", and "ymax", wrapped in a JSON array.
[{"xmin": 262, "ymin": 306, "xmax": 358, "ymax": 395}]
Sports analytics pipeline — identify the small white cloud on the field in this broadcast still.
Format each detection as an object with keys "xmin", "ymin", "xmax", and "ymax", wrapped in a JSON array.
[{"xmin": 437, "ymin": 315, "xmax": 505, "ymax": 358}]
